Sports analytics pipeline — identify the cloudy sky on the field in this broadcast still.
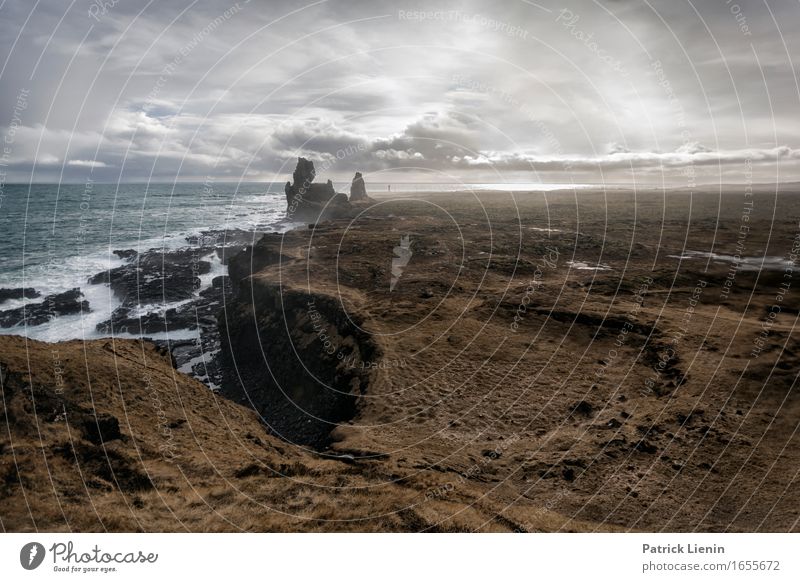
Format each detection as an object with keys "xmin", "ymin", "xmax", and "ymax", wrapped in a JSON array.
[{"xmin": 1, "ymin": 0, "xmax": 799, "ymax": 185}]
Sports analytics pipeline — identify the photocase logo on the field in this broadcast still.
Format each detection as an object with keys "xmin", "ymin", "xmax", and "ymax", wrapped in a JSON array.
[
  {"xmin": 390, "ymin": 235, "xmax": 413, "ymax": 291},
  {"xmin": 20, "ymin": 542, "xmax": 46, "ymax": 570}
]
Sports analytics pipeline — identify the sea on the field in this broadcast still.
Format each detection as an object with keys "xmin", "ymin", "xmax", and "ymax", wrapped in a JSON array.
[{"xmin": 0, "ymin": 181, "xmax": 590, "ymax": 343}]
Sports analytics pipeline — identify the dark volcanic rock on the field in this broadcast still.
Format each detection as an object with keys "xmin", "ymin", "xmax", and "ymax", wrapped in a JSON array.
[
  {"xmin": 203, "ymin": 275, "xmax": 231, "ymax": 296},
  {"xmin": 113, "ymin": 249, "xmax": 137, "ymax": 262},
  {"xmin": 88, "ymin": 248, "xmax": 210, "ymax": 307},
  {"xmin": 291, "ymin": 156, "xmax": 316, "ymax": 196},
  {"xmin": 96, "ymin": 270, "xmax": 229, "ymax": 336},
  {"xmin": 219, "ymin": 263, "xmax": 379, "ymax": 448},
  {"xmin": 96, "ymin": 306, "xmax": 198, "ymax": 335},
  {"xmin": 87, "ymin": 237, "xmax": 250, "ymax": 390},
  {"xmin": 0, "ymin": 288, "xmax": 90, "ymax": 328},
  {"xmin": 226, "ymin": 234, "xmax": 294, "ymax": 284},
  {"xmin": 184, "ymin": 229, "xmax": 260, "ymax": 266},
  {"xmin": 349, "ymin": 171, "xmax": 369, "ymax": 202},
  {"xmin": 48, "ymin": 289, "xmax": 88, "ymax": 315},
  {"xmin": 185, "ymin": 228, "xmax": 257, "ymax": 249},
  {"xmin": 0, "ymin": 287, "xmax": 40, "ymax": 304},
  {"xmin": 284, "ymin": 157, "xmax": 352, "ymax": 222},
  {"xmin": 216, "ymin": 245, "xmax": 248, "ymax": 265}
]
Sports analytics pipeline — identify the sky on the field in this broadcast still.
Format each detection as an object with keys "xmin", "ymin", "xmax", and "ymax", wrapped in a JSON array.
[{"xmin": 1, "ymin": 0, "xmax": 799, "ymax": 185}]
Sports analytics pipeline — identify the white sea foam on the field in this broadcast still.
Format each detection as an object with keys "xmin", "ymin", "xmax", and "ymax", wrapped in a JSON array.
[
  {"xmin": 0, "ymin": 182, "xmax": 300, "ymax": 348},
  {"xmin": 112, "ymin": 328, "xmax": 201, "ymax": 342},
  {"xmin": 1, "ymin": 283, "xmax": 121, "ymax": 343},
  {"xmin": 198, "ymin": 251, "xmax": 227, "ymax": 290},
  {"xmin": 0, "ymin": 237, "xmax": 219, "ymax": 342}
]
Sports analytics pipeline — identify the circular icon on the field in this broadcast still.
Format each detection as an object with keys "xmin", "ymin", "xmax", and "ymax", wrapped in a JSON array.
[{"xmin": 20, "ymin": 542, "xmax": 46, "ymax": 570}]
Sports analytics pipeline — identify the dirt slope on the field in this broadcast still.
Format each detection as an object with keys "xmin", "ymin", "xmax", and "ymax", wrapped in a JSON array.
[{"xmin": 0, "ymin": 335, "xmax": 605, "ymax": 531}]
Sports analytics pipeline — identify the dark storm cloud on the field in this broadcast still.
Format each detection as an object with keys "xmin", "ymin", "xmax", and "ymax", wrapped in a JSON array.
[{"xmin": 1, "ymin": 0, "xmax": 799, "ymax": 184}]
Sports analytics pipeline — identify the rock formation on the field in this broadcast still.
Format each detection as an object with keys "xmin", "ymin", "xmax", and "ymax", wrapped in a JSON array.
[
  {"xmin": 349, "ymin": 171, "xmax": 369, "ymax": 202},
  {"xmin": 0, "ymin": 287, "xmax": 40, "ymax": 304},
  {"xmin": 284, "ymin": 157, "xmax": 350, "ymax": 222},
  {"xmin": 0, "ymin": 288, "xmax": 90, "ymax": 328}
]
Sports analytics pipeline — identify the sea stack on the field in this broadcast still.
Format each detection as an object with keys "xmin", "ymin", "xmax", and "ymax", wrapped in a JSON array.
[
  {"xmin": 284, "ymin": 157, "xmax": 350, "ymax": 222},
  {"xmin": 350, "ymin": 171, "xmax": 368, "ymax": 202}
]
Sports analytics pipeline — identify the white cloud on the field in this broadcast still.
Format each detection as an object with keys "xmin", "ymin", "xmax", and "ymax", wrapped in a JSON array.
[
  {"xmin": 2, "ymin": 1, "xmax": 800, "ymax": 183},
  {"xmin": 449, "ymin": 145, "xmax": 800, "ymax": 172},
  {"xmin": 66, "ymin": 159, "xmax": 109, "ymax": 168}
]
